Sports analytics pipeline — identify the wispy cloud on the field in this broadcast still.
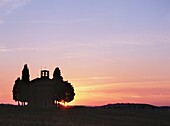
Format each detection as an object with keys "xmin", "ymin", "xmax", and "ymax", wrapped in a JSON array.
[
  {"xmin": 113, "ymin": 35, "xmax": 170, "ymax": 45},
  {"xmin": 70, "ymin": 76, "xmax": 114, "ymax": 81},
  {"xmin": 26, "ymin": 17, "xmax": 94, "ymax": 24},
  {"xmin": 8, "ymin": 46, "xmax": 65, "ymax": 53},
  {"xmin": 70, "ymin": 17, "xmax": 94, "ymax": 23},
  {"xmin": 13, "ymin": 47, "xmax": 39, "ymax": 51},
  {"xmin": 0, "ymin": 45, "xmax": 9, "ymax": 52},
  {"xmin": 27, "ymin": 20, "xmax": 54, "ymax": 24},
  {"xmin": 0, "ymin": 0, "xmax": 30, "ymax": 15},
  {"xmin": 0, "ymin": 46, "xmax": 41, "ymax": 52}
]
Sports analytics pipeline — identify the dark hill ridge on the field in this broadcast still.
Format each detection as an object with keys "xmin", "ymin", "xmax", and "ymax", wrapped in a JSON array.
[
  {"xmin": 101, "ymin": 103, "xmax": 157, "ymax": 109},
  {"xmin": 0, "ymin": 103, "xmax": 170, "ymax": 126},
  {"xmin": 99, "ymin": 103, "xmax": 170, "ymax": 110},
  {"xmin": 70, "ymin": 103, "xmax": 170, "ymax": 111},
  {"xmin": 0, "ymin": 103, "xmax": 170, "ymax": 110}
]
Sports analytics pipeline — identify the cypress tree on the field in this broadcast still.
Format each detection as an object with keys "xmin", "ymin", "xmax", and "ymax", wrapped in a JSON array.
[
  {"xmin": 53, "ymin": 67, "xmax": 63, "ymax": 81},
  {"xmin": 22, "ymin": 64, "xmax": 30, "ymax": 82}
]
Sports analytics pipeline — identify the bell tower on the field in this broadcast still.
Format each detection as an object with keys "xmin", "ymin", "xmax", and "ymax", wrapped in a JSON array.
[{"xmin": 41, "ymin": 70, "xmax": 49, "ymax": 78}]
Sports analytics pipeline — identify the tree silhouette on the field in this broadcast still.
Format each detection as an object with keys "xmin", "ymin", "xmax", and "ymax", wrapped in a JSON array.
[
  {"xmin": 53, "ymin": 67, "xmax": 75, "ymax": 105},
  {"xmin": 53, "ymin": 67, "xmax": 63, "ymax": 81},
  {"xmin": 13, "ymin": 77, "xmax": 21, "ymax": 103},
  {"xmin": 63, "ymin": 81, "xmax": 75, "ymax": 103},
  {"xmin": 19, "ymin": 81, "xmax": 29, "ymax": 106},
  {"xmin": 22, "ymin": 64, "xmax": 30, "ymax": 82},
  {"xmin": 20, "ymin": 64, "xmax": 30, "ymax": 106},
  {"xmin": 13, "ymin": 65, "xmax": 30, "ymax": 106}
]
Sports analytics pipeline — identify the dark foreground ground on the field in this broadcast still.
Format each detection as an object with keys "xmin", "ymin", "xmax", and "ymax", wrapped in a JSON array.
[{"xmin": 0, "ymin": 105, "xmax": 170, "ymax": 126}]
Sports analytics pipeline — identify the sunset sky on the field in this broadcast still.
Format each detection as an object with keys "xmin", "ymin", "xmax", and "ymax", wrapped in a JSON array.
[{"xmin": 0, "ymin": 0, "xmax": 170, "ymax": 106}]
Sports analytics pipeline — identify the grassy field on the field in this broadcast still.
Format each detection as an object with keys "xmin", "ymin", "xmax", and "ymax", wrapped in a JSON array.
[{"xmin": 0, "ymin": 105, "xmax": 170, "ymax": 126}]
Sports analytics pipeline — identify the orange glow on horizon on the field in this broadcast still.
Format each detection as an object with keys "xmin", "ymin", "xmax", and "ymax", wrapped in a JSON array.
[{"xmin": 0, "ymin": 64, "xmax": 170, "ymax": 106}]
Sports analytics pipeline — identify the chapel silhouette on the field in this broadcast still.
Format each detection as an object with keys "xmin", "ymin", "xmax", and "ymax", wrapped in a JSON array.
[{"xmin": 13, "ymin": 64, "xmax": 75, "ymax": 108}]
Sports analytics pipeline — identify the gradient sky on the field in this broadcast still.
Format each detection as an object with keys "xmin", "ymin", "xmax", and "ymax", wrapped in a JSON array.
[{"xmin": 0, "ymin": 0, "xmax": 170, "ymax": 106}]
